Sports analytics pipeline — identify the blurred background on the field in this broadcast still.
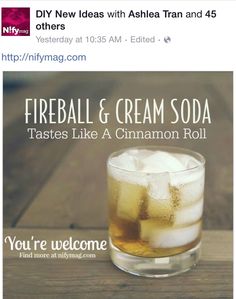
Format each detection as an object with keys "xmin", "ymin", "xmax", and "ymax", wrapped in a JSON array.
[{"xmin": 3, "ymin": 72, "xmax": 233, "ymax": 230}]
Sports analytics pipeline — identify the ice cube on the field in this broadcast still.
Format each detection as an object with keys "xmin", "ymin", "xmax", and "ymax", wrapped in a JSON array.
[
  {"xmin": 108, "ymin": 152, "xmax": 147, "ymax": 186},
  {"xmin": 140, "ymin": 219, "xmax": 172, "ymax": 241},
  {"xmin": 187, "ymin": 157, "xmax": 201, "ymax": 169},
  {"xmin": 175, "ymin": 153, "xmax": 200, "ymax": 169},
  {"xmin": 180, "ymin": 174, "xmax": 204, "ymax": 205},
  {"xmin": 150, "ymin": 222, "xmax": 201, "ymax": 248},
  {"xmin": 117, "ymin": 181, "xmax": 145, "ymax": 221},
  {"xmin": 148, "ymin": 173, "xmax": 170, "ymax": 200},
  {"xmin": 171, "ymin": 167, "xmax": 205, "ymax": 205},
  {"xmin": 127, "ymin": 149, "xmax": 153, "ymax": 160},
  {"xmin": 109, "ymin": 152, "xmax": 139, "ymax": 171},
  {"xmin": 147, "ymin": 197, "xmax": 174, "ymax": 222},
  {"xmin": 142, "ymin": 151, "xmax": 185, "ymax": 173},
  {"xmin": 146, "ymin": 173, "xmax": 173, "ymax": 221},
  {"xmin": 140, "ymin": 219, "xmax": 162, "ymax": 241},
  {"xmin": 175, "ymin": 198, "xmax": 204, "ymax": 226}
]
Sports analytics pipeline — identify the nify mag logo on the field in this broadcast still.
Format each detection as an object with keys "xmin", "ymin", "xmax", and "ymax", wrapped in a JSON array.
[{"xmin": 1, "ymin": 8, "xmax": 30, "ymax": 36}]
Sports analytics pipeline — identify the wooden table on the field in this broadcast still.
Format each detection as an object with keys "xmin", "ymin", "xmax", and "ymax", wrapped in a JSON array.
[{"xmin": 4, "ymin": 229, "xmax": 232, "ymax": 299}]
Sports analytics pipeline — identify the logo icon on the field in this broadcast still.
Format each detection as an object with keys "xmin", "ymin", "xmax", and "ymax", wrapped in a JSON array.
[{"xmin": 1, "ymin": 7, "xmax": 30, "ymax": 36}]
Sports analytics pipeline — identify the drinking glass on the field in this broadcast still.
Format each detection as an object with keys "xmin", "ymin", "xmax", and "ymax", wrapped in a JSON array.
[{"xmin": 107, "ymin": 146, "xmax": 205, "ymax": 277}]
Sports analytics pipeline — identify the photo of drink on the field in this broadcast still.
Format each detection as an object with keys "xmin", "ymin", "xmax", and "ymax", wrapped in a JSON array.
[
  {"xmin": 3, "ymin": 71, "xmax": 232, "ymax": 297},
  {"xmin": 108, "ymin": 146, "xmax": 205, "ymax": 277}
]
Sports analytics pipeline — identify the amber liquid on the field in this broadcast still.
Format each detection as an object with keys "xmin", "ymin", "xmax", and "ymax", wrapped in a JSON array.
[{"xmin": 108, "ymin": 176, "xmax": 202, "ymax": 258}]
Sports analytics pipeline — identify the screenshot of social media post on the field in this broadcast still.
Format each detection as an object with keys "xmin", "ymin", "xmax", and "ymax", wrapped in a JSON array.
[{"xmin": 0, "ymin": 1, "xmax": 234, "ymax": 299}]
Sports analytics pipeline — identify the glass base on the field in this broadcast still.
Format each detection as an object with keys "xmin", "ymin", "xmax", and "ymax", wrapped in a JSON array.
[{"xmin": 110, "ymin": 240, "xmax": 201, "ymax": 277}]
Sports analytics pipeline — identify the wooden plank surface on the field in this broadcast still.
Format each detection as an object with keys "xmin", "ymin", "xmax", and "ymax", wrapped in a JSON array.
[
  {"xmin": 15, "ymin": 72, "xmax": 233, "ymax": 229},
  {"xmin": 3, "ymin": 229, "xmax": 233, "ymax": 299}
]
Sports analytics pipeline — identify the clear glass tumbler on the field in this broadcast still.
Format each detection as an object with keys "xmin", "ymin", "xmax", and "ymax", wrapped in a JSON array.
[{"xmin": 107, "ymin": 146, "xmax": 205, "ymax": 277}]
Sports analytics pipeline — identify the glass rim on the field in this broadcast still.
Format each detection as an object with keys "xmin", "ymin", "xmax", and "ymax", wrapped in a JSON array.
[{"xmin": 107, "ymin": 145, "xmax": 205, "ymax": 175}]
